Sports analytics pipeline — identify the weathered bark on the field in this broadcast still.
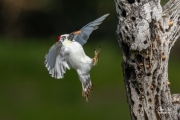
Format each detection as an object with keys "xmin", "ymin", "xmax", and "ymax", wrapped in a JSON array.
[{"xmin": 114, "ymin": 0, "xmax": 180, "ymax": 119}]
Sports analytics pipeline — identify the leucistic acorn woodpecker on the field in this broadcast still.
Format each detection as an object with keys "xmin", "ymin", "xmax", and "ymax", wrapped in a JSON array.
[{"xmin": 44, "ymin": 14, "xmax": 109, "ymax": 101}]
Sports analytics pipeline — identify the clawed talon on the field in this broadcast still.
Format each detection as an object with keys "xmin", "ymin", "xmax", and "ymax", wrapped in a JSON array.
[
  {"xmin": 82, "ymin": 84, "xmax": 94, "ymax": 102},
  {"xmin": 93, "ymin": 46, "xmax": 101, "ymax": 66}
]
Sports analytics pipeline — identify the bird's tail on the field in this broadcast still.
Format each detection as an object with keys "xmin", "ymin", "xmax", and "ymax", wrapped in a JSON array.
[{"xmin": 80, "ymin": 76, "xmax": 94, "ymax": 102}]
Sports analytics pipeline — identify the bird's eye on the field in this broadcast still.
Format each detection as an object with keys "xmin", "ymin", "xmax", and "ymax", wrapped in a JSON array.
[{"xmin": 61, "ymin": 36, "xmax": 66, "ymax": 40}]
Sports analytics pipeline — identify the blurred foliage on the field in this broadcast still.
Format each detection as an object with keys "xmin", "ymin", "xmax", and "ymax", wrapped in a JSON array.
[
  {"xmin": 0, "ymin": 0, "xmax": 169, "ymax": 39},
  {"xmin": 1, "ymin": 0, "xmax": 180, "ymax": 120},
  {"xmin": 0, "ymin": 0, "xmax": 116, "ymax": 39},
  {"xmin": 0, "ymin": 38, "xmax": 129, "ymax": 120}
]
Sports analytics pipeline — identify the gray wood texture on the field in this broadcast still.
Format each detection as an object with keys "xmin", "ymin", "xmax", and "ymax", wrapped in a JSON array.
[{"xmin": 114, "ymin": 0, "xmax": 180, "ymax": 119}]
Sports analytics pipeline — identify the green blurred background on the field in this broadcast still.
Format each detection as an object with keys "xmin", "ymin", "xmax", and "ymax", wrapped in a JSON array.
[{"xmin": 1, "ymin": 0, "xmax": 179, "ymax": 120}]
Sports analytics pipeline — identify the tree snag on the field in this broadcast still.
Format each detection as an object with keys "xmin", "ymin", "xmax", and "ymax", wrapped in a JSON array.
[{"xmin": 114, "ymin": 0, "xmax": 180, "ymax": 119}]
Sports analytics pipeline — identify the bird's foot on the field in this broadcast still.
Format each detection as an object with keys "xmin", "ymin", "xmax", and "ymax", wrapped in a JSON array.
[
  {"xmin": 82, "ymin": 84, "xmax": 94, "ymax": 102},
  {"xmin": 93, "ymin": 47, "xmax": 101, "ymax": 66}
]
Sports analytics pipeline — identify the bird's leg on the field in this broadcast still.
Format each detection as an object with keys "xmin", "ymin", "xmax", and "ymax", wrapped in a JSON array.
[{"xmin": 93, "ymin": 47, "xmax": 101, "ymax": 66}]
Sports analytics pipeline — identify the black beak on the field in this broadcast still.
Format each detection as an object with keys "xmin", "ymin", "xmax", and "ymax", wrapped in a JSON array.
[
  {"xmin": 68, "ymin": 30, "xmax": 81, "ymax": 41},
  {"xmin": 68, "ymin": 32, "xmax": 74, "ymax": 41}
]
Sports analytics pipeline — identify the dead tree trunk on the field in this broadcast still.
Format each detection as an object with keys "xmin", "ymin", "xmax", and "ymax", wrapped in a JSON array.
[{"xmin": 114, "ymin": 0, "xmax": 180, "ymax": 119}]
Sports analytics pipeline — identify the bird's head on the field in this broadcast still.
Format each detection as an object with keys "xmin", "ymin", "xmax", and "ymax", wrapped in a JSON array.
[
  {"xmin": 56, "ymin": 30, "xmax": 81, "ymax": 43},
  {"xmin": 56, "ymin": 34, "xmax": 69, "ymax": 43}
]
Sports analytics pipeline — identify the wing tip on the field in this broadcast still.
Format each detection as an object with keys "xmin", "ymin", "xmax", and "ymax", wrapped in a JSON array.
[{"xmin": 102, "ymin": 13, "xmax": 110, "ymax": 18}]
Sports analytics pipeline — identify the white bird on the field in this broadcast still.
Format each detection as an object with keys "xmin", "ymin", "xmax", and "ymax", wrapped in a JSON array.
[{"xmin": 44, "ymin": 14, "xmax": 109, "ymax": 101}]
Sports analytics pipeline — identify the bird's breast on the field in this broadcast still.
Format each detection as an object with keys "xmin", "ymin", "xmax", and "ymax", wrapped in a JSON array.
[
  {"xmin": 63, "ymin": 40, "xmax": 72, "ymax": 45},
  {"xmin": 65, "ymin": 42, "xmax": 93, "ymax": 70}
]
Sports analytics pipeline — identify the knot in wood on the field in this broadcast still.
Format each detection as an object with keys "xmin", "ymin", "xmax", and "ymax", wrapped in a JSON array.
[
  {"xmin": 162, "ymin": 55, "xmax": 166, "ymax": 60},
  {"xmin": 167, "ymin": 81, "xmax": 170, "ymax": 86},
  {"xmin": 169, "ymin": 20, "xmax": 173, "ymax": 27},
  {"xmin": 150, "ymin": 85, "xmax": 154, "ymax": 90},
  {"xmin": 146, "ymin": 64, "xmax": 150, "ymax": 69},
  {"xmin": 139, "ymin": 63, "xmax": 144, "ymax": 66}
]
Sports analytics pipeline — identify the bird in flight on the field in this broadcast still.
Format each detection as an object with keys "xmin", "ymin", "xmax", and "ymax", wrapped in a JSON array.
[{"xmin": 44, "ymin": 14, "xmax": 109, "ymax": 101}]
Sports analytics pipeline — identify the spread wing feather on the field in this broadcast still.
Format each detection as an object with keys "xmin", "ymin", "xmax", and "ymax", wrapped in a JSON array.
[
  {"xmin": 73, "ymin": 14, "xmax": 109, "ymax": 45},
  {"xmin": 44, "ymin": 41, "xmax": 70, "ymax": 79}
]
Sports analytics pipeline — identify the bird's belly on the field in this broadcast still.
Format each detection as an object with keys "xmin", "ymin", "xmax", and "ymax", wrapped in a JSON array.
[
  {"xmin": 66, "ymin": 43, "xmax": 93, "ymax": 72},
  {"xmin": 68, "ymin": 53, "xmax": 92, "ymax": 72}
]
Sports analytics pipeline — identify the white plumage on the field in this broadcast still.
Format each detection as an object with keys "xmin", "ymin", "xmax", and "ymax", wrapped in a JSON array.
[{"xmin": 44, "ymin": 14, "xmax": 109, "ymax": 101}]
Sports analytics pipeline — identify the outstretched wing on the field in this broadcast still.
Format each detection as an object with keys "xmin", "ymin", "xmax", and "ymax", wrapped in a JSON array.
[
  {"xmin": 44, "ymin": 41, "xmax": 70, "ymax": 79},
  {"xmin": 73, "ymin": 14, "xmax": 109, "ymax": 45}
]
